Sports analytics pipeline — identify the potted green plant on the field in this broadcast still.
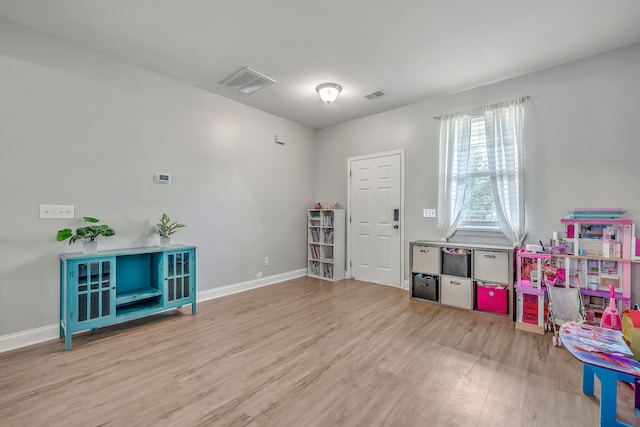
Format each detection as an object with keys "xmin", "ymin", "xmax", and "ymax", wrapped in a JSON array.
[
  {"xmin": 56, "ymin": 217, "xmax": 116, "ymax": 253},
  {"xmin": 155, "ymin": 213, "xmax": 185, "ymax": 247}
]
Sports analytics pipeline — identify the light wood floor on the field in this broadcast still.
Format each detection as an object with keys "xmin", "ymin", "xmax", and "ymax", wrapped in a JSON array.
[{"xmin": 1, "ymin": 277, "xmax": 638, "ymax": 426}]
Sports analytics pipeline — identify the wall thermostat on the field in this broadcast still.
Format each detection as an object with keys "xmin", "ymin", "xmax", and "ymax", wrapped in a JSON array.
[{"xmin": 154, "ymin": 172, "xmax": 172, "ymax": 184}]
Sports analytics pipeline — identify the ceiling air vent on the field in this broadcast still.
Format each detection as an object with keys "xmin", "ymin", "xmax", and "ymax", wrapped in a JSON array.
[
  {"xmin": 219, "ymin": 67, "xmax": 276, "ymax": 94},
  {"xmin": 364, "ymin": 90, "xmax": 386, "ymax": 100}
]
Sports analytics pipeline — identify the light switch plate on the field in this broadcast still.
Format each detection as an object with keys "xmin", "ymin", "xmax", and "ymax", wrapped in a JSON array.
[
  {"xmin": 423, "ymin": 208, "xmax": 437, "ymax": 218},
  {"xmin": 40, "ymin": 204, "xmax": 75, "ymax": 219}
]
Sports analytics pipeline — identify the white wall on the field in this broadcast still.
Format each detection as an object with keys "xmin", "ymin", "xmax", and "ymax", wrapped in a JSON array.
[
  {"xmin": 2, "ymin": 14, "xmax": 640, "ymax": 343},
  {"xmin": 0, "ymin": 19, "xmax": 316, "ymax": 337},
  {"xmin": 315, "ymin": 43, "xmax": 640, "ymax": 299}
]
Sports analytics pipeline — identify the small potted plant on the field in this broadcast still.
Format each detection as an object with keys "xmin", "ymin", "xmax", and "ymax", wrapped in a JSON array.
[
  {"xmin": 56, "ymin": 217, "xmax": 116, "ymax": 253},
  {"xmin": 155, "ymin": 213, "xmax": 185, "ymax": 247}
]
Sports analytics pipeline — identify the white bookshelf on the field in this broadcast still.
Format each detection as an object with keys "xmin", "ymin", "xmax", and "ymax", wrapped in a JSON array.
[{"xmin": 307, "ymin": 209, "xmax": 345, "ymax": 281}]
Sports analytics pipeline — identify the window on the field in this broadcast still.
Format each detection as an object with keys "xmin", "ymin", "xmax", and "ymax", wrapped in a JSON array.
[
  {"xmin": 458, "ymin": 113, "xmax": 499, "ymax": 230},
  {"xmin": 437, "ymin": 98, "xmax": 525, "ymax": 244}
]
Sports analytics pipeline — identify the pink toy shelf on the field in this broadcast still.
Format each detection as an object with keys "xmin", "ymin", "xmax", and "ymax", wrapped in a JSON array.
[
  {"xmin": 515, "ymin": 212, "xmax": 634, "ymax": 334},
  {"xmin": 515, "ymin": 248, "xmax": 550, "ymax": 334},
  {"xmin": 516, "ymin": 248, "xmax": 554, "ymax": 290}
]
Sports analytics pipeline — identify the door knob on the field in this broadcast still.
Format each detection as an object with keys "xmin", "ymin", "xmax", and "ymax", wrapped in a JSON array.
[{"xmin": 393, "ymin": 224, "xmax": 399, "ymax": 229}]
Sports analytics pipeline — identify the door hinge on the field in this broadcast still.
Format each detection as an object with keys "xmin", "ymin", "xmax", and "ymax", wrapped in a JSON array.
[
  {"xmin": 350, "ymin": 260, "xmax": 352, "ymax": 268},
  {"xmin": 349, "ymin": 216, "xmax": 352, "ymax": 223},
  {"xmin": 349, "ymin": 170, "xmax": 352, "ymax": 178}
]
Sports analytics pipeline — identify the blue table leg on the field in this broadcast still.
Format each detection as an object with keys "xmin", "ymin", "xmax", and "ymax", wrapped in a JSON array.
[
  {"xmin": 636, "ymin": 379, "xmax": 640, "ymax": 417},
  {"xmin": 590, "ymin": 365, "xmax": 633, "ymax": 427},
  {"xmin": 583, "ymin": 364, "xmax": 595, "ymax": 395}
]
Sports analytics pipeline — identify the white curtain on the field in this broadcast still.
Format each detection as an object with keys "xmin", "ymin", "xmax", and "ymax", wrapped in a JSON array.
[
  {"xmin": 437, "ymin": 112, "xmax": 471, "ymax": 240},
  {"xmin": 484, "ymin": 99, "xmax": 525, "ymax": 245}
]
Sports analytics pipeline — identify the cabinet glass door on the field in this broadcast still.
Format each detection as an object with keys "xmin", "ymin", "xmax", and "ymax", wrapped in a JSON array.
[
  {"xmin": 73, "ymin": 259, "xmax": 115, "ymax": 326},
  {"xmin": 166, "ymin": 251, "xmax": 191, "ymax": 304}
]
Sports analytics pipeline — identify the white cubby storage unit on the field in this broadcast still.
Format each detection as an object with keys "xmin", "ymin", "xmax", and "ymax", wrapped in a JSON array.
[
  {"xmin": 307, "ymin": 209, "xmax": 345, "ymax": 281},
  {"xmin": 409, "ymin": 241, "xmax": 515, "ymax": 319}
]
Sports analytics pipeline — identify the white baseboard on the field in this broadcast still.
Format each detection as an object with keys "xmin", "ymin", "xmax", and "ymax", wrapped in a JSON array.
[
  {"xmin": 0, "ymin": 323, "xmax": 60, "ymax": 354},
  {"xmin": 0, "ymin": 268, "xmax": 308, "ymax": 354},
  {"xmin": 197, "ymin": 268, "xmax": 307, "ymax": 302}
]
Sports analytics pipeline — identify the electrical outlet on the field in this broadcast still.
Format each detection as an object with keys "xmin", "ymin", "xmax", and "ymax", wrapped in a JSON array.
[
  {"xmin": 423, "ymin": 208, "xmax": 436, "ymax": 218},
  {"xmin": 264, "ymin": 257, "xmax": 269, "ymax": 266},
  {"xmin": 40, "ymin": 204, "xmax": 75, "ymax": 219}
]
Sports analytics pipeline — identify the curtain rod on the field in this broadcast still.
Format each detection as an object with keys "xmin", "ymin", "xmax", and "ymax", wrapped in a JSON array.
[{"xmin": 432, "ymin": 95, "xmax": 530, "ymax": 120}]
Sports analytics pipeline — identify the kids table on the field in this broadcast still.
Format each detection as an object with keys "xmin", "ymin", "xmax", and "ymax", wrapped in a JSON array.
[{"xmin": 560, "ymin": 322, "xmax": 640, "ymax": 427}]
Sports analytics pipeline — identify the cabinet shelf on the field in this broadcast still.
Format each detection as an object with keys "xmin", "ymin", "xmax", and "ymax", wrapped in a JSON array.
[
  {"xmin": 579, "ymin": 288, "xmax": 630, "ymax": 301},
  {"xmin": 515, "ymin": 283, "xmax": 546, "ymax": 296},
  {"xmin": 551, "ymin": 253, "xmax": 630, "ymax": 263},
  {"xmin": 117, "ymin": 303, "xmax": 163, "ymax": 318},
  {"xmin": 515, "ymin": 282, "xmax": 630, "ymax": 301},
  {"xmin": 116, "ymin": 287, "xmax": 162, "ymax": 306}
]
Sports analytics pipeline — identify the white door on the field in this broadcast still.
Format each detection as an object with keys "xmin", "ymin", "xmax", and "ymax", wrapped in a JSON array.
[{"xmin": 349, "ymin": 151, "xmax": 402, "ymax": 287}]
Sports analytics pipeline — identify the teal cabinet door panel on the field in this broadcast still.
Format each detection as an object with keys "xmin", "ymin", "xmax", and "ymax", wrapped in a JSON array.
[
  {"xmin": 164, "ymin": 249, "xmax": 196, "ymax": 313},
  {"xmin": 69, "ymin": 257, "xmax": 116, "ymax": 328}
]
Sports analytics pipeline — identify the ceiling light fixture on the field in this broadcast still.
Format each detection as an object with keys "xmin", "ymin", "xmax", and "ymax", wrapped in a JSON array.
[{"xmin": 315, "ymin": 83, "xmax": 342, "ymax": 103}]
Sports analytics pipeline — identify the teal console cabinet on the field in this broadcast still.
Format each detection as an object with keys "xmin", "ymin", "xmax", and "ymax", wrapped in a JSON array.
[{"xmin": 60, "ymin": 245, "xmax": 196, "ymax": 350}]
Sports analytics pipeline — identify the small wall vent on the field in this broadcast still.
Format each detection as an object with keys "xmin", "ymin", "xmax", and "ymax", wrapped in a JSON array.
[
  {"xmin": 219, "ymin": 67, "xmax": 276, "ymax": 94},
  {"xmin": 365, "ymin": 90, "xmax": 386, "ymax": 100}
]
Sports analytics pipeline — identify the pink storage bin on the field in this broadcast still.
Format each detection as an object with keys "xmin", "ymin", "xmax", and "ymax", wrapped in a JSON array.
[{"xmin": 476, "ymin": 283, "xmax": 508, "ymax": 315}]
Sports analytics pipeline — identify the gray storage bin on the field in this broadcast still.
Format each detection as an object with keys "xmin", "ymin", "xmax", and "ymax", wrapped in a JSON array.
[
  {"xmin": 441, "ymin": 248, "xmax": 471, "ymax": 278},
  {"xmin": 412, "ymin": 273, "xmax": 438, "ymax": 301}
]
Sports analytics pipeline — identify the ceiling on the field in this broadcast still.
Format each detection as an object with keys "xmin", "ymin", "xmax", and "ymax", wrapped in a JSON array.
[{"xmin": 1, "ymin": 1, "xmax": 640, "ymax": 129}]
